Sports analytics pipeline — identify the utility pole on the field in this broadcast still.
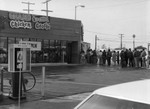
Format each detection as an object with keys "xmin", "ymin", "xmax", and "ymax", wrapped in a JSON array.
[
  {"xmin": 132, "ymin": 34, "xmax": 136, "ymax": 50},
  {"xmin": 95, "ymin": 35, "xmax": 97, "ymax": 51},
  {"xmin": 22, "ymin": 2, "xmax": 35, "ymax": 14},
  {"xmin": 95, "ymin": 35, "xmax": 100, "ymax": 51},
  {"xmin": 119, "ymin": 34, "xmax": 124, "ymax": 49},
  {"xmin": 41, "ymin": 0, "xmax": 53, "ymax": 16}
]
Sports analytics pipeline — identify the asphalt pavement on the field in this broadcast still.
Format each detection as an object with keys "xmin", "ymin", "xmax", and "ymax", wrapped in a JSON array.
[{"xmin": 0, "ymin": 64, "xmax": 150, "ymax": 109}]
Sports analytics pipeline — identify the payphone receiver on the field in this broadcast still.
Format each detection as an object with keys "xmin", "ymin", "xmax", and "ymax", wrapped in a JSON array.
[{"xmin": 8, "ymin": 44, "xmax": 31, "ymax": 72}]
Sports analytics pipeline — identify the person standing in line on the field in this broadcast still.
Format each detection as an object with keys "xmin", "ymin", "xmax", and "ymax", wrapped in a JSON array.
[
  {"xmin": 80, "ymin": 51, "xmax": 86, "ymax": 64},
  {"xmin": 141, "ymin": 48, "xmax": 146, "ymax": 68},
  {"xmin": 92, "ymin": 50, "xmax": 97, "ymax": 64},
  {"xmin": 133, "ymin": 48, "xmax": 138, "ymax": 68},
  {"xmin": 137, "ymin": 50, "xmax": 141, "ymax": 68},
  {"xmin": 128, "ymin": 48, "xmax": 134, "ymax": 67},
  {"xmin": 120, "ymin": 50, "xmax": 126, "ymax": 68},
  {"xmin": 134, "ymin": 49, "xmax": 141, "ymax": 68},
  {"xmin": 98, "ymin": 50, "xmax": 103, "ymax": 65},
  {"xmin": 139, "ymin": 50, "xmax": 143, "ymax": 67},
  {"xmin": 147, "ymin": 52, "xmax": 150, "ymax": 68},
  {"xmin": 116, "ymin": 51, "xmax": 120, "ymax": 65},
  {"xmin": 102, "ymin": 50, "xmax": 106, "ymax": 65},
  {"xmin": 89, "ymin": 49, "xmax": 93, "ymax": 64},
  {"xmin": 106, "ymin": 49, "xmax": 112, "ymax": 66},
  {"xmin": 86, "ymin": 49, "xmax": 91, "ymax": 64},
  {"xmin": 124, "ymin": 49, "xmax": 128, "ymax": 67},
  {"xmin": 112, "ymin": 51, "xmax": 116, "ymax": 65}
]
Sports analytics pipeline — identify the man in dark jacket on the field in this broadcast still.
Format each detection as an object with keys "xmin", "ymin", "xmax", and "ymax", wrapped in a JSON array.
[
  {"xmin": 102, "ymin": 50, "xmax": 106, "ymax": 65},
  {"xmin": 106, "ymin": 49, "xmax": 112, "ymax": 66},
  {"xmin": 120, "ymin": 50, "xmax": 126, "ymax": 68},
  {"xmin": 128, "ymin": 48, "xmax": 134, "ymax": 67},
  {"xmin": 133, "ymin": 48, "xmax": 140, "ymax": 68}
]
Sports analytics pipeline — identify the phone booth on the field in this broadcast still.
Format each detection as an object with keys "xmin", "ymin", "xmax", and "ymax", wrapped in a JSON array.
[{"xmin": 8, "ymin": 44, "xmax": 31, "ymax": 99}]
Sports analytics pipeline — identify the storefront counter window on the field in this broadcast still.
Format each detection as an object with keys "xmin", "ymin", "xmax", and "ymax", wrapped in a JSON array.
[
  {"xmin": 61, "ymin": 41, "xmax": 67, "ymax": 63},
  {"xmin": 0, "ymin": 36, "xmax": 69, "ymax": 64},
  {"xmin": 22, "ymin": 38, "xmax": 29, "ymax": 41},
  {"xmin": 33, "ymin": 38, "xmax": 43, "ymax": 63},
  {"xmin": 16, "ymin": 38, "xmax": 22, "ymax": 44}
]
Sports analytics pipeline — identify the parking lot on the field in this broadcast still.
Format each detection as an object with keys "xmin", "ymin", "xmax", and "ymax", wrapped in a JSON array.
[{"xmin": 0, "ymin": 64, "xmax": 150, "ymax": 108}]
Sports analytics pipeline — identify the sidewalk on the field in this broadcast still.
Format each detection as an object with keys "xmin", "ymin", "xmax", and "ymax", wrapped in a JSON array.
[
  {"xmin": 0, "ymin": 64, "xmax": 150, "ymax": 108},
  {"xmin": 0, "ymin": 77, "xmax": 102, "ymax": 105}
]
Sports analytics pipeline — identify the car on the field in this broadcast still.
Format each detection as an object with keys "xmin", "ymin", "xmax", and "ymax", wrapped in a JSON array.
[{"xmin": 74, "ymin": 79, "xmax": 150, "ymax": 109}]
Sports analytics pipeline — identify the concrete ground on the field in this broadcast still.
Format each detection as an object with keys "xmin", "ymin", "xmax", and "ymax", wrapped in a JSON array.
[{"xmin": 0, "ymin": 64, "xmax": 150, "ymax": 108}]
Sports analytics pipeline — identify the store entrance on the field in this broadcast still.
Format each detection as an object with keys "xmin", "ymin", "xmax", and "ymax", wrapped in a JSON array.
[
  {"xmin": 67, "ymin": 42, "xmax": 72, "ymax": 63},
  {"xmin": 67, "ymin": 41, "xmax": 79, "ymax": 64}
]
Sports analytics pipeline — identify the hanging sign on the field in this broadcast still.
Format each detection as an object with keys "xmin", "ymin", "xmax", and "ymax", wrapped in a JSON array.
[{"xmin": 19, "ymin": 41, "xmax": 41, "ymax": 51}]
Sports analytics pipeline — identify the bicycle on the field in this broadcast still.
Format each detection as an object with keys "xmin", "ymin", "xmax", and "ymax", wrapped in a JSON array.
[{"xmin": 0, "ymin": 66, "xmax": 36, "ymax": 92}]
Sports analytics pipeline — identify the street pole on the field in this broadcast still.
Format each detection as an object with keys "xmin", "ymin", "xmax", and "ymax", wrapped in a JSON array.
[
  {"xmin": 133, "ymin": 34, "xmax": 136, "ymax": 50},
  {"xmin": 22, "ymin": 2, "xmax": 35, "ymax": 14},
  {"xmin": 75, "ymin": 5, "xmax": 85, "ymax": 20},
  {"xmin": 119, "ymin": 34, "xmax": 124, "ymax": 49},
  {"xmin": 95, "ymin": 35, "xmax": 97, "ymax": 51},
  {"xmin": 41, "ymin": 0, "xmax": 53, "ymax": 16},
  {"xmin": 75, "ymin": 6, "xmax": 77, "ymax": 20}
]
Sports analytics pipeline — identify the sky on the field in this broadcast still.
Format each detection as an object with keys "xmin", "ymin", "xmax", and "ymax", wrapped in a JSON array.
[{"xmin": 0, "ymin": 0, "xmax": 150, "ymax": 50}]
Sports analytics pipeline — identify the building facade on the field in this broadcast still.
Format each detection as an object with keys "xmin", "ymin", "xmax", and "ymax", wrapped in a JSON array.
[{"xmin": 0, "ymin": 10, "xmax": 83, "ymax": 64}]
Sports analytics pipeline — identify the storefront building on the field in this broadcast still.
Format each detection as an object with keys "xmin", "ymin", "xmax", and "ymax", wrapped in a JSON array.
[{"xmin": 0, "ymin": 10, "xmax": 83, "ymax": 64}]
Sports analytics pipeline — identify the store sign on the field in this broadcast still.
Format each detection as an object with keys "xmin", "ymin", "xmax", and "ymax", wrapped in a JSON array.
[
  {"xmin": 8, "ymin": 12, "xmax": 51, "ymax": 30},
  {"xmin": 32, "ymin": 16, "xmax": 51, "ymax": 30},
  {"xmin": 10, "ymin": 20, "xmax": 32, "ymax": 29},
  {"xmin": 19, "ymin": 41, "xmax": 41, "ymax": 51},
  {"xmin": 12, "ymin": 43, "xmax": 31, "ymax": 48}
]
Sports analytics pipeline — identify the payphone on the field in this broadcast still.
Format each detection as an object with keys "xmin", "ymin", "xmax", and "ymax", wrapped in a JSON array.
[{"xmin": 8, "ymin": 44, "xmax": 31, "ymax": 99}]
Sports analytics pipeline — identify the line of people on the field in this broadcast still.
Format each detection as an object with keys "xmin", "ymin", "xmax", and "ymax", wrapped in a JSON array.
[
  {"xmin": 80, "ymin": 48, "xmax": 150, "ymax": 68},
  {"xmin": 119, "ymin": 48, "xmax": 147, "ymax": 68}
]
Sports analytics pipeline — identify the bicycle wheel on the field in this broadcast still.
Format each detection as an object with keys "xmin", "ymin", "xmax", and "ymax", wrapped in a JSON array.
[{"xmin": 23, "ymin": 72, "xmax": 36, "ymax": 92}]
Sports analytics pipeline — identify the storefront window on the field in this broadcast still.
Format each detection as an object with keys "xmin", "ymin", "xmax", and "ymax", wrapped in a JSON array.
[
  {"xmin": 61, "ymin": 41, "xmax": 67, "ymax": 63},
  {"xmin": 8, "ymin": 37, "xmax": 15, "ymax": 45},
  {"xmin": 29, "ymin": 38, "xmax": 37, "ymax": 41},
  {"xmin": 30, "ymin": 39, "xmax": 37, "ymax": 63},
  {"xmin": 16, "ymin": 38, "xmax": 22, "ymax": 44},
  {"xmin": 31, "ymin": 50, "xmax": 37, "ymax": 63},
  {"xmin": 0, "ymin": 37, "xmax": 7, "ymax": 63},
  {"xmin": 0, "ymin": 36, "xmax": 69, "ymax": 64},
  {"xmin": 22, "ymin": 38, "xmax": 29, "ymax": 41},
  {"xmin": 43, "ymin": 40, "xmax": 50, "ymax": 62},
  {"xmin": 54, "ymin": 40, "xmax": 61, "ymax": 62},
  {"xmin": 49, "ymin": 40, "xmax": 55, "ymax": 62},
  {"xmin": 36, "ymin": 39, "xmax": 43, "ymax": 63},
  {"xmin": 43, "ymin": 40, "xmax": 49, "ymax": 48},
  {"xmin": 50, "ymin": 40, "xmax": 55, "ymax": 49}
]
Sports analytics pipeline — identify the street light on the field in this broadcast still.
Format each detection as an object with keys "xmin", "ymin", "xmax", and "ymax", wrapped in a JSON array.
[
  {"xmin": 133, "ymin": 34, "xmax": 136, "ymax": 50},
  {"xmin": 75, "ymin": 5, "xmax": 85, "ymax": 20}
]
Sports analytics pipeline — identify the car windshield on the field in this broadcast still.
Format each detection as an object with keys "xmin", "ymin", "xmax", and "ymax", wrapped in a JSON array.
[{"xmin": 77, "ymin": 94, "xmax": 150, "ymax": 109}]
